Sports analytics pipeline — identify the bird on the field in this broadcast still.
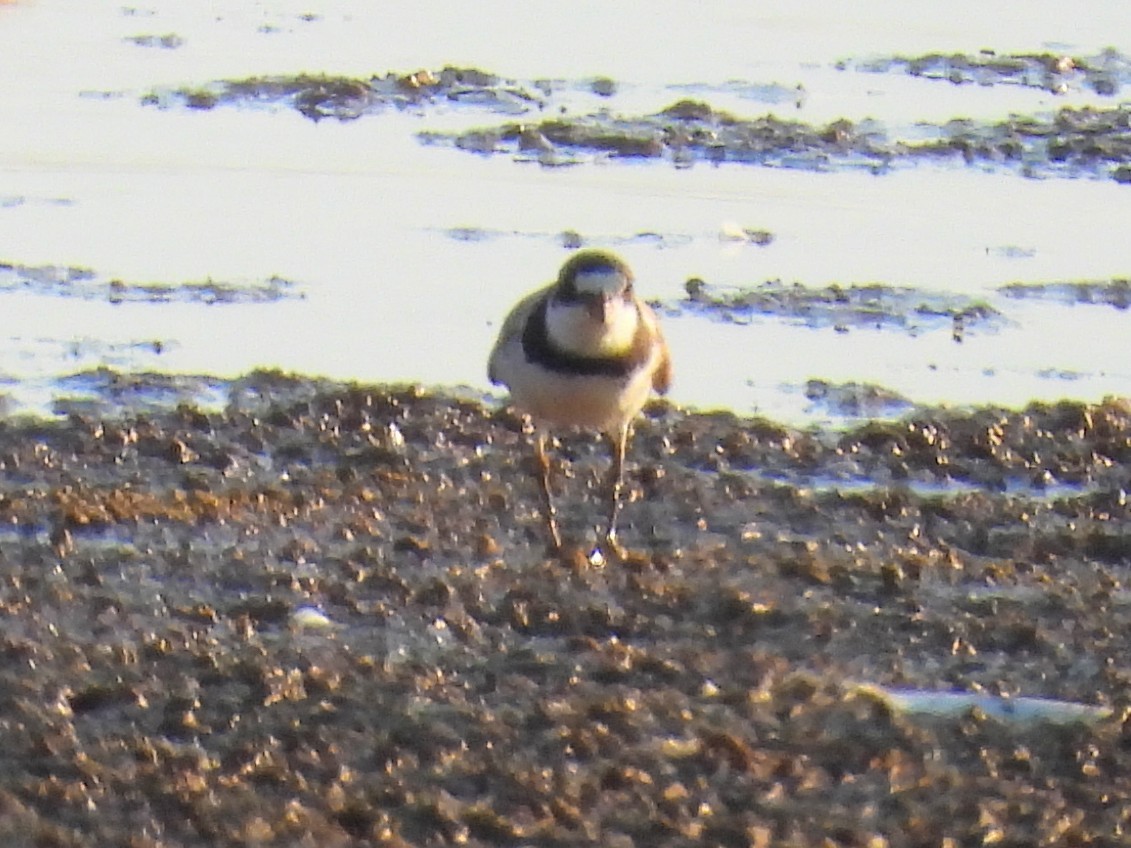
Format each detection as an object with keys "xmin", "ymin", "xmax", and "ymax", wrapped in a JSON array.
[{"xmin": 488, "ymin": 249, "xmax": 671, "ymax": 554}]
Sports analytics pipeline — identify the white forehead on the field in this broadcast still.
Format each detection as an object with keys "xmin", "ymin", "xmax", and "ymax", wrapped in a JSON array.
[{"xmin": 573, "ymin": 268, "xmax": 628, "ymax": 296}]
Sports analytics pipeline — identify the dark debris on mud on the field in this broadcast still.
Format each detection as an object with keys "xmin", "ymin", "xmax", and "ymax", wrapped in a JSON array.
[
  {"xmin": 666, "ymin": 276, "xmax": 1004, "ymax": 337},
  {"xmin": 801, "ymin": 379, "xmax": 914, "ymax": 420},
  {"xmin": 0, "ymin": 261, "xmax": 302, "ymax": 305},
  {"xmin": 427, "ymin": 100, "xmax": 893, "ymax": 172},
  {"xmin": 141, "ymin": 59, "xmax": 1131, "ymax": 180},
  {"xmin": 847, "ymin": 48, "xmax": 1131, "ymax": 97},
  {"xmin": 913, "ymin": 106, "xmax": 1131, "ymax": 181},
  {"xmin": 1, "ymin": 371, "xmax": 1130, "ymax": 846},
  {"xmin": 145, "ymin": 67, "xmax": 542, "ymax": 121},
  {"xmin": 433, "ymin": 97, "xmax": 1131, "ymax": 182},
  {"xmin": 125, "ymin": 33, "xmax": 185, "ymax": 50},
  {"xmin": 439, "ymin": 226, "xmax": 696, "ymax": 252},
  {"xmin": 1001, "ymin": 278, "xmax": 1131, "ymax": 309}
]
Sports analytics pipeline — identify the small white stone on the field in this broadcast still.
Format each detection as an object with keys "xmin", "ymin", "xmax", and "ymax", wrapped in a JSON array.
[{"xmin": 290, "ymin": 606, "xmax": 335, "ymax": 631}]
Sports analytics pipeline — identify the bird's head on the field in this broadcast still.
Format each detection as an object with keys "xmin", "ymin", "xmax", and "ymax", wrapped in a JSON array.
[{"xmin": 547, "ymin": 250, "xmax": 639, "ymax": 357}]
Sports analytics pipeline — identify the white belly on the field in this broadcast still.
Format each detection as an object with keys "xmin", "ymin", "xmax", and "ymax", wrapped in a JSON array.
[{"xmin": 491, "ymin": 336, "xmax": 657, "ymax": 433}]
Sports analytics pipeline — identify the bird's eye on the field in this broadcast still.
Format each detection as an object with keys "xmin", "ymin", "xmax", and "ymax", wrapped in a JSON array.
[{"xmin": 556, "ymin": 285, "xmax": 583, "ymax": 304}]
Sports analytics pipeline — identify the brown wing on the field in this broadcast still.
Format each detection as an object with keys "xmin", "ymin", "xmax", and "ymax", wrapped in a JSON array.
[
  {"xmin": 487, "ymin": 283, "xmax": 553, "ymax": 384},
  {"xmin": 652, "ymin": 339, "xmax": 672, "ymax": 395},
  {"xmin": 639, "ymin": 300, "xmax": 672, "ymax": 395}
]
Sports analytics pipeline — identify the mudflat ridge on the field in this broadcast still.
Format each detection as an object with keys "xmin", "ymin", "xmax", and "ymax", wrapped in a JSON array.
[{"xmin": 0, "ymin": 373, "xmax": 1128, "ymax": 846}]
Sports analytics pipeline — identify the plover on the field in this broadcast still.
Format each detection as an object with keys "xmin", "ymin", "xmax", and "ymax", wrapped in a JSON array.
[{"xmin": 488, "ymin": 249, "xmax": 671, "ymax": 553}]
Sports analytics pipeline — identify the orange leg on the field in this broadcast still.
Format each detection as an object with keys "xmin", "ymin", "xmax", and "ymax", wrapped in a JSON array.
[
  {"xmin": 603, "ymin": 424, "xmax": 630, "ymax": 556},
  {"xmin": 535, "ymin": 431, "xmax": 563, "ymax": 550}
]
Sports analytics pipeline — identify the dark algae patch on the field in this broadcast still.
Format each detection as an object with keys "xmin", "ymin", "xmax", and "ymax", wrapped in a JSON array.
[
  {"xmin": 666, "ymin": 275, "xmax": 1131, "ymax": 340},
  {"xmin": 848, "ymin": 48, "xmax": 1131, "ymax": 96},
  {"xmin": 435, "ymin": 97, "xmax": 1131, "ymax": 181},
  {"xmin": 145, "ymin": 67, "xmax": 541, "ymax": 121},
  {"xmin": 49, "ymin": 370, "xmax": 230, "ymax": 419},
  {"xmin": 0, "ymin": 261, "xmax": 302, "ymax": 304},
  {"xmin": 125, "ymin": 32, "xmax": 184, "ymax": 50},
  {"xmin": 431, "ymin": 100, "xmax": 895, "ymax": 171},
  {"xmin": 1000, "ymin": 278, "xmax": 1131, "ymax": 309},
  {"xmin": 0, "ymin": 372, "xmax": 1130, "ymax": 844},
  {"xmin": 142, "ymin": 61, "xmax": 1131, "ymax": 180},
  {"xmin": 669, "ymin": 276, "xmax": 1004, "ymax": 336},
  {"xmin": 801, "ymin": 379, "xmax": 913, "ymax": 419},
  {"xmin": 910, "ymin": 105, "xmax": 1131, "ymax": 180}
]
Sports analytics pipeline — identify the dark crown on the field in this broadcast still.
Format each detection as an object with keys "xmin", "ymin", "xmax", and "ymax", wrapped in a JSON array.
[{"xmin": 556, "ymin": 250, "xmax": 633, "ymax": 300}]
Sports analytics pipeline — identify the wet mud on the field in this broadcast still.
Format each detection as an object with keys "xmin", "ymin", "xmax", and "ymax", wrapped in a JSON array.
[
  {"xmin": 141, "ymin": 53, "xmax": 1131, "ymax": 180},
  {"xmin": 0, "ymin": 261, "xmax": 302, "ymax": 305},
  {"xmin": 136, "ymin": 55, "xmax": 1131, "ymax": 183},
  {"xmin": 1, "ymin": 372, "xmax": 1130, "ymax": 845},
  {"xmin": 425, "ymin": 102, "xmax": 893, "ymax": 172},
  {"xmin": 439, "ymin": 227, "xmax": 696, "ymax": 252},
  {"xmin": 668, "ymin": 277, "xmax": 1004, "ymax": 336},
  {"xmin": 914, "ymin": 107, "xmax": 1131, "ymax": 181},
  {"xmin": 800, "ymin": 379, "xmax": 913, "ymax": 420},
  {"xmin": 437, "ymin": 101, "xmax": 1131, "ymax": 181},
  {"xmin": 847, "ymin": 49, "xmax": 1131, "ymax": 97},
  {"xmin": 1001, "ymin": 278, "xmax": 1131, "ymax": 309},
  {"xmin": 146, "ymin": 67, "xmax": 542, "ymax": 121},
  {"xmin": 125, "ymin": 33, "xmax": 184, "ymax": 50},
  {"xmin": 659, "ymin": 275, "xmax": 1131, "ymax": 344},
  {"xmin": 0, "ymin": 195, "xmax": 72, "ymax": 211}
]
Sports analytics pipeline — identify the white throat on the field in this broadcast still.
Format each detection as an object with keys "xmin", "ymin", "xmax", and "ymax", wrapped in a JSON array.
[
  {"xmin": 574, "ymin": 269, "xmax": 627, "ymax": 297},
  {"xmin": 545, "ymin": 296, "xmax": 639, "ymax": 358}
]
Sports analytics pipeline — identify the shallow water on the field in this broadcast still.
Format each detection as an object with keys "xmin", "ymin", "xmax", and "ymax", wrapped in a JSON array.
[{"xmin": 1, "ymin": 0, "xmax": 1130, "ymax": 423}]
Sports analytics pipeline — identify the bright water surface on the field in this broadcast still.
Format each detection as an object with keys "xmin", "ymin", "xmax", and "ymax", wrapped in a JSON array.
[{"xmin": 1, "ymin": 0, "xmax": 1129, "ymax": 423}]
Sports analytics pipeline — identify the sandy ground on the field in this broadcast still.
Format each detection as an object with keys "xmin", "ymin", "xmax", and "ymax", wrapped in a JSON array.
[{"xmin": 0, "ymin": 373, "xmax": 1128, "ymax": 846}]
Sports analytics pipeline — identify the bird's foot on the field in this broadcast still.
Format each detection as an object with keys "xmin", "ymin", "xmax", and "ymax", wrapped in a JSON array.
[
  {"xmin": 599, "ymin": 528, "xmax": 628, "ymax": 562},
  {"xmin": 544, "ymin": 517, "xmax": 563, "ymax": 553}
]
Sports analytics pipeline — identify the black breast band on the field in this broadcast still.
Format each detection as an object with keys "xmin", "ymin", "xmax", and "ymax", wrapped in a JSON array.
[{"xmin": 522, "ymin": 297, "xmax": 650, "ymax": 378}]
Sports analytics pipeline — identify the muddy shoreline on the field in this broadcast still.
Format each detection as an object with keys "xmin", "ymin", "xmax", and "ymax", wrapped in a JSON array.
[
  {"xmin": 0, "ymin": 373, "xmax": 1128, "ymax": 845},
  {"xmin": 4, "ymin": 28, "xmax": 1131, "ymax": 846}
]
